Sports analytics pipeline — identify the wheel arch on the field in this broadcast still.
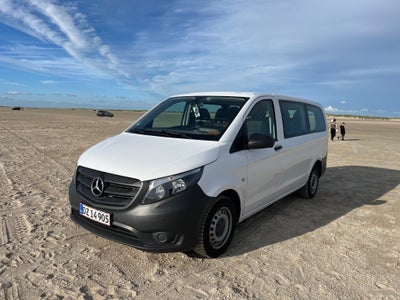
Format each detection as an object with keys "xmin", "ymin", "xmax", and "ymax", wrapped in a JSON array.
[
  {"xmin": 218, "ymin": 189, "xmax": 241, "ymax": 224},
  {"xmin": 313, "ymin": 159, "xmax": 322, "ymax": 177}
]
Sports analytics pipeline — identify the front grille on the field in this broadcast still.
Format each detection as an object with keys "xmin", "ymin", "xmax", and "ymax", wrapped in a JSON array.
[{"xmin": 76, "ymin": 166, "xmax": 142, "ymax": 207}]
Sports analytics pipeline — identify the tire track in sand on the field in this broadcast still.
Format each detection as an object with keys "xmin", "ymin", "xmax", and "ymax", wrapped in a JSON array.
[
  {"xmin": 0, "ymin": 122, "xmax": 74, "ymax": 299},
  {"xmin": 0, "ymin": 124, "xmax": 72, "ymax": 199},
  {"xmin": 0, "ymin": 161, "xmax": 13, "ymax": 190},
  {"xmin": 1, "ymin": 282, "xmax": 22, "ymax": 300},
  {"xmin": 0, "ymin": 213, "xmax": 33, "ymax": 245}
]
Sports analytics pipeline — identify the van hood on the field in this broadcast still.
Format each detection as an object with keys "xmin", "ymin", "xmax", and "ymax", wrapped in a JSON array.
[{"xmin": 77, "ymin": 132, "xmax": 221, "ymax": 181}]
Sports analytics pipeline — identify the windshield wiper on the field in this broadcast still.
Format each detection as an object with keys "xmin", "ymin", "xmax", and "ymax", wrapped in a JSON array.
[
  {"xmin": 128, "ymin": 128, "xmax": 190, "ymax": 139},
  {"xmin": 127, "ymin": 128, "xmax": 145, "ymax": 134},
  {"xmin": 157, "ymin": 130, "xmax": 191, "ymax": 139}
]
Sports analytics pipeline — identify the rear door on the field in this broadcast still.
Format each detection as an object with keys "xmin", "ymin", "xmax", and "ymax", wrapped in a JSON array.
[{"xmin": 276, "ymin": 100, "xmax": 315, "ymax": 195}]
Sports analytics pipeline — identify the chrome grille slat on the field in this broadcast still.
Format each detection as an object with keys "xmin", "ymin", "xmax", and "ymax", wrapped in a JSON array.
[{"xmin": 76, "ymin": 166, "xmax": 142, "ymax": 207}]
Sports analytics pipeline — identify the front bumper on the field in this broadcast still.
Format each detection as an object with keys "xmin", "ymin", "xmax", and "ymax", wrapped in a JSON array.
[{"xmin": 69, "ymin": 181, "xmax": 213, "ymax": 252}]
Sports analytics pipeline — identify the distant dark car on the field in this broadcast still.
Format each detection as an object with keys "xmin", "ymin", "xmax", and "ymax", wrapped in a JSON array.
[
  {"xmin": 97, "ymin": 110, "xmax": 114, "ymax": 117},
  {"xmin": 12, "ymin": 107, "xmax": 23, "ymax": 110}
]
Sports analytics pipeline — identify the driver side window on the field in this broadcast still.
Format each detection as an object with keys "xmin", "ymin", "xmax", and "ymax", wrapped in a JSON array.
[
  {"xmin": 246, "ymin": 100, "xmax": 276, "ymax": 140},
  {"xmin": 230, "ymin": 100, "xmax": 276, "ymax": 153}
]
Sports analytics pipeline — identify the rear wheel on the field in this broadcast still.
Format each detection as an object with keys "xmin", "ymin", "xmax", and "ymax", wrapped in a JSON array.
[
  {"xmin": 195, "ymin": 196, "xmax": 237, "ymax": 258},
  {"xmin": 298, "ymin": 165, "xmax": 320, "ymax": 198}
]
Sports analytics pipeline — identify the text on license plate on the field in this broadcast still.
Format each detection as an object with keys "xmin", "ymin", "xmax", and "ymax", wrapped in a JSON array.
[{"xmin": 80, "ymin": 203, "xmax": 111, "ymax": 226}]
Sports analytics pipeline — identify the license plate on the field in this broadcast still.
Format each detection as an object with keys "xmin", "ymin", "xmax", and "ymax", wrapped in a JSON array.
[{"xmin": 80, "ymin": 203, "xmax": 111, "ymax": 226}]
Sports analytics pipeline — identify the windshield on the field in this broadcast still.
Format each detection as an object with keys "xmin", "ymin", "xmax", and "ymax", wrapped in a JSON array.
[{"xmin": 127, "ymin": 96, "xmax": 248, "ymax": 141}]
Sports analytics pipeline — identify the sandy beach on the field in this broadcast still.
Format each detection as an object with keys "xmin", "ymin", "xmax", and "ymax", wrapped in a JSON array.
[{"xmin": 1, "ymin": 107, "xmax": 399, "ymax": 299}]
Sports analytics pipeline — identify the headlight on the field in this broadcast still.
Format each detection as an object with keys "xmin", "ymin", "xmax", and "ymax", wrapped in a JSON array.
[{"xmin": 143, "ymin": 167, "xmax": 203, "ymax": 204}]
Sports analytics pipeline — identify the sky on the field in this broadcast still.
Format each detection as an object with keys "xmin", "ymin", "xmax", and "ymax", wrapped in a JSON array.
[{"xmin": 0, "ymin": 0, "xmax": 399, "ymax": 117}]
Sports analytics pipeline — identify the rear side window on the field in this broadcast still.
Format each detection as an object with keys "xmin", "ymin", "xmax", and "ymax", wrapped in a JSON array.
[
  {"xmin": 307, "ymin": 104, "xmax": 326, "ymax": 133},
  {"xmin": 280, "ymin": 101, "xmax": 308, "ymax": 138},
  {"xmin": 280, "ymin": 100, "xmax": 326, "ymax": 138}
]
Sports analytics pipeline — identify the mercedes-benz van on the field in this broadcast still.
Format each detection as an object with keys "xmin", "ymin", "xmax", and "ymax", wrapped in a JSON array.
[{"xmin": 69, "ymin": 92, "xmax": 328, "ymax": 258}]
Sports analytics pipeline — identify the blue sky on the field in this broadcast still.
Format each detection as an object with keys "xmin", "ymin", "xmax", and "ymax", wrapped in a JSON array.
[{"xmin": 0, "ymin": 0, "xmax": 399, "ymax": 117}]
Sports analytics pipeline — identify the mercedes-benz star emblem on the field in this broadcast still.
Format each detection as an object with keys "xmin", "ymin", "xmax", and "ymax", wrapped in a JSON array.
[{"xmin": 91, "ymin": 177, "xmax": 104, "ymax": 197}]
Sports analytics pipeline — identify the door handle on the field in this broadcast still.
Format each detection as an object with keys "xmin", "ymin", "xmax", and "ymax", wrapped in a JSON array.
[{"xmin": 274, "ymin": 144, "xmax": 283, "ymax": 151}]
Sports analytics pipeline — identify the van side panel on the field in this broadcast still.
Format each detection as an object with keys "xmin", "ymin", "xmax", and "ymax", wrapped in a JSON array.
[
  {"xmin": 275, "ymin": 98, "xmax": 328, "ymax": 196},
  {"xmin": 198, "ymin": 143, "xmax": 247, "ymax": 202},
  {"xmin": 198, "ymin": 96, "xmax": 328, "ymax": 223},
  {"xmin": 275, "ymin": 132, "xmax": 327, "ymax": 196},
  {"xmin": 245, "ymin": 146, "xmax": 281, "ymax": 214}
]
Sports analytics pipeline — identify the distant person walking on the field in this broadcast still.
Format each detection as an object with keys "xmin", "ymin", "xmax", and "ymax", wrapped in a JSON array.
[
  {"xmin": 340, "ymin": 122, "xmax": 346, "ymax": 140},
  {"xmin": 329, "ymin": 118, "xmax": 337, "ymax": 141}
]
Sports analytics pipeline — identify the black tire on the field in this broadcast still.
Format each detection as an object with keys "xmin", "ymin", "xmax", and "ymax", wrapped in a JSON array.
[
  {"xmin": 194, "ymin": 196, "xmax": 237, "ymax": 258},
  {"xmin": 298, "ymin": 165, "xmax": 320, "ymax": 199}
]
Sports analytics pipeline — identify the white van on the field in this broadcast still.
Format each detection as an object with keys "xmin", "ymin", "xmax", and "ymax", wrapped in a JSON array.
[{"xmin": 69, "ymin": 92, "xmax": 328, "ymax": 258}]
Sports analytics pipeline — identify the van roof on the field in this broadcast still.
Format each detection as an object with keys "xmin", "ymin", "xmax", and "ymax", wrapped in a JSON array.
[
  {"xmin": 169, "ymin": 92, "xmax": 320, "ymax": 106},
  {"xmin": 171, "ymin": 92, "xmax": 262, "ymax": 98}
]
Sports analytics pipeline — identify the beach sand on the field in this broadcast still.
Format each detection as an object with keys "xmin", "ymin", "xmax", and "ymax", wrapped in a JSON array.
[{"xmin": 1, "ymin": 107, "xmax": 399, "ymax": 299}]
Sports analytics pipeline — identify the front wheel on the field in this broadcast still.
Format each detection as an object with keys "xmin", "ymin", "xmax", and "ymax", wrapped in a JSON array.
[
  {"xmin": 194, "ymin": 196, "xmax": 237, "ymax": 258},
  {"xmin": 298, "ymin": 165, "xmax": 320, "ymax": 199}
]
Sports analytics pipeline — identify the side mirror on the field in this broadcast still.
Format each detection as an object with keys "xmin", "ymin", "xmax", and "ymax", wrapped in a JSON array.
[{"xmin": 247, "ymin": 133, "xmax": 275, "ymax": 149}]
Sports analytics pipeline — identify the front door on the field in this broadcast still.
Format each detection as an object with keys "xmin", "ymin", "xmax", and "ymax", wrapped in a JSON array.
[{"xmin": 243, "ymin": 99, "xmax": 283, "ymax": 215}]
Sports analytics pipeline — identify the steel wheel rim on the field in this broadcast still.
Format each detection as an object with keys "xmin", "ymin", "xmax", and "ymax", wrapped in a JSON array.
[
  {"xmin": 310, "ymin": 171, "xmax": 318, "ymax": 195},
  {"xmin": 209, "ymin": 207, "xmax": 233, "ymax": 249}
]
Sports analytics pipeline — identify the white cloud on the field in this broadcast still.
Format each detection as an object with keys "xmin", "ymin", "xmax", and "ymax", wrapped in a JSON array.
[
  {"xmin": 340, "ymin": 100, "xmax": 347, "ymax": 104},
  {"xmin": 0, "ymin": 47, "xmax": 109, "ymax": 80},
  {"xmin": 127, "ymin": 0, "xmax": 399, "ymax": 96},
  {"xmin": 325, "ymin": 105, "xmax": 339, "ymax": 113},
  {"xmin": 323, "ymin": 106, "xmax": 395, "ymax": 117},
  {"xmin": 7, "ymin": 90, "xmax": 32, "ymax": 95},
  {"xmin": 0, "ymin": 0, "xmax": 127, "ymax": 79},
  {"xmin": 1, "ymin": 80, "xmax": 25, "ymax": 86}
]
